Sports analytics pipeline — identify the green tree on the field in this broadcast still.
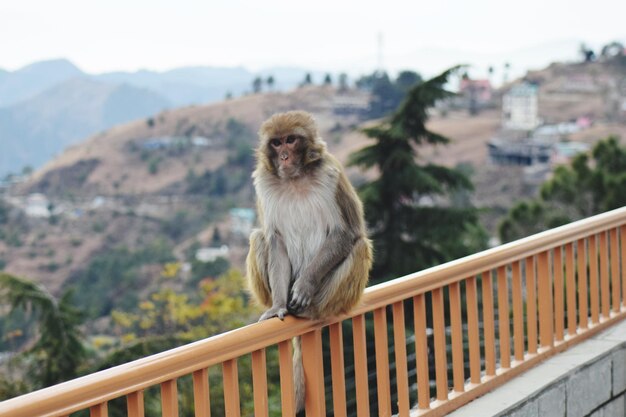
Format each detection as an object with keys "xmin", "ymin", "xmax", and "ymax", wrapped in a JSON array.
[
  {"xmin": 323, "ymin": 73, "xmax": 332, "ymax": 85},
  {"xmin": 349, "ymin": 66, "xmax": 486, "ymax": 282},
  {"xmin": 0, "ymin": 273, "xmax": 86, "ymax": 388},
  {"xmin": 499, "ymin": 136, "xmax": 626, "ymax": 242},
  {"xmin": 301, "ymin": 72, "xmax": 312, "ymax": 86},
  {"xmin": 252, "ymin": 76, "xmax": 262, "ymax": 93},
  {"xmin": 266, "ymin": 75, "xmax": 275, "ymax": 90}
]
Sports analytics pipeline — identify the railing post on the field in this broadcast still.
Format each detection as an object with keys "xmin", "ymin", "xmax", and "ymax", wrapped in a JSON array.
[
  {"xmin": 577, "ymin": 239, "xmax": 589, "ymax": 329},
  {"xmin": 537, "ymin": 251, "xmax": 554, "ymax": 348},
  {"xmin": 525, "ymin": 256, "xmax": 538, "ymax": 353},
  {"xmin": 392, "ymin": 302, "xmax": 410, "ymax": 416},
  {"xmin": 251, "ymin": 349, "xmax": 269, "ymax": 417},
  {"xmin": 497, "ymin": 266, "xmax": 511, "ymax": 368},
  {"xmin": 432, "ymin": 287, "xmax": 448, "ymax": 401},
  {"xmin": 352, "ymin": 314, "xmax": 370, "ymax": 417},
  {"xmin": 374, "ymin": 307, "xmax": 392, "ymax": 416},
  {"xmin": 127, "ymin": 391, "xmax": 144, "ymax": 417},
  {"xmin": 278, "ymin": 340, "xmax": 296, "ymax": 417},
  {"xmin": 161, "ymin": 379, "xmax": 179, "ymax": 417},
  {"xmin": 302, "ymin": 329, "xmax": 326, "ymax": 417},
  {"xmin": 192, "ymin": 370, "xmax": 210, "ymax": 417},
  {"xmin": 329, "ymin": 323, "xmax": 347, "ymax": 417},
  {"xmin": 481, "ymin": 271, "xmax": 496, "ymax": 376},
  {"xmin": 413, "ymin": 294, "xmax": 430, "ymax": 410},
  {"xmin": 553, "ymin": 247, "xmax": 565, "ymax": 341}
]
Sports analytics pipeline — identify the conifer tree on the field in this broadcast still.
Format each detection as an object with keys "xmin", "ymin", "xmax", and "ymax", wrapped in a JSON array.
[{"xmin": 349, "ymin": 66, "xmax": 486, "ymax": 281}]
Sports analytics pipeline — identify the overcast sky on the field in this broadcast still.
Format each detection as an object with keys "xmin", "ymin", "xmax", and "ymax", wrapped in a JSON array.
[{"xmin": 2, "ymin": 0, "xmax": 625, "ymax": 80}]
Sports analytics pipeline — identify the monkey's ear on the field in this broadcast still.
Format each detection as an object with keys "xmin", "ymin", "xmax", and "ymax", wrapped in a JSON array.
[{"xmin": 305, "ymin": 150, "xmax": 321, "ymax": 164}]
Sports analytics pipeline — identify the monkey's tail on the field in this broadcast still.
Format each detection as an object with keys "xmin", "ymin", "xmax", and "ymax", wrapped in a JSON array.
[{"xmin": 293, "ymin": 336, "xmax": 306, "ymax": 413}]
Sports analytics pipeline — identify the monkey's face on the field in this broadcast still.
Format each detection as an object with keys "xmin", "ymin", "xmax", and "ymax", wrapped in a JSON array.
[{"xmin": 268, "ymin": 134, "xmax": 304, "ymax": 178}]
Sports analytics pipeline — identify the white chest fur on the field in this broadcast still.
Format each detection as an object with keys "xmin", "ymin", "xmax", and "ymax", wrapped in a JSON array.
[{"xmin": 256, "ymin": 167, "xmax": 342, "ymax": 276}]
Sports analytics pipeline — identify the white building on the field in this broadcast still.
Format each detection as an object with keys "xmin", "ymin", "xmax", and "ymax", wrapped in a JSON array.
[
  {"xmin": 25, "ymin": 193, "xmax": 50, "ymax": 218},
  {"xmin": 229, "ymin": 208, "xmax": 255, "ymax": 237},
  {"xmin": 196, "ymin": 245, "xmax": 229, "ymax": 263},
  {"xmin": 502, "ymin": 83, "xmax": 540, "ymax": 131}
]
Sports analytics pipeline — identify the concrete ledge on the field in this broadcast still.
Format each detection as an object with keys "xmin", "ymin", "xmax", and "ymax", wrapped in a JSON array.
[{"xmin": 449, "ymin": 319, "xmax": 626, "ymax": 417}]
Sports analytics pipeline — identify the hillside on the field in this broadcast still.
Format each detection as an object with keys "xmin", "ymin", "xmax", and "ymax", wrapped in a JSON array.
[
  {"xmin": 2, "ymin": 57, "xmax": 625, "ymax": 315},
  {"xmin": 0, "ymin": 78, "xmax": 170, "ymax": 177}
]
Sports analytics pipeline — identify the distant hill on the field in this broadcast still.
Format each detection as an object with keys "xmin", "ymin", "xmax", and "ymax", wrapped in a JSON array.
[
  {"xmin": 0, "ymin": 59, "xmax": 326, "ymax": 177},
  {"xmin": 0, "ymin": 59, "xmax": 83, "ymax": 107},
  {"xmin": 0, "ymin": 78, "xmax": 170, "ymax": 176}
]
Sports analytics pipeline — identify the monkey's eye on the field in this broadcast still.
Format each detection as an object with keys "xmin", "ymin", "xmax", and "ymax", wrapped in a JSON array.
[
  {"xmin": 286, "ymin": 135, "xmax": 298, "ymax": 144},
  {"xmin": 270, "ymin": 138, "xmax": 281, "ymax": 147}
]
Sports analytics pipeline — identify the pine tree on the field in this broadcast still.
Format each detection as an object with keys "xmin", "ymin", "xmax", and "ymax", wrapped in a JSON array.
[
  {"xmin": 0, "ymin": 273, "xmax": 86, "ymax": 387},
  {"xmin": 349, "ymin": 66, "xmax": 486, "ymax": 281}
]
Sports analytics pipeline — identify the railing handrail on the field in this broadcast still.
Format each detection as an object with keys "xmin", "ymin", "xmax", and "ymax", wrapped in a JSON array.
[{"xmin": 1, "ymin": 206, "xmax": 625, "ymax": 417}]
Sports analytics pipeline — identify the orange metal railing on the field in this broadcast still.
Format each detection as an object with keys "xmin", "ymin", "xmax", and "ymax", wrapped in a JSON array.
[{"xmin": 1, "ymin": 207, "xmax": 626, "ymax": 417}]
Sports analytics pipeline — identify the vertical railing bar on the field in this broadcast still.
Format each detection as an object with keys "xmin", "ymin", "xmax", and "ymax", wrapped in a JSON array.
[
  {"xmin": 553, "ymin": 246, "xmax": 565, "ymax": 341},
  {"xmin": 127, "ymin": 391, "xmax": 144, "ymax": 417},
  {"xmin": 565, "ymin": 242, "xmax": 577, "ymax": 335},
  {"xmin": 577, "ymin": 239, "xmax": 589, "ymax": 329},
  {"xmin": 432, "ymin": 287, "xmax": 448, "ymax": 401},
  {"xmin": 526, "ymin": 256, "xmax": 538, "ymax": 354},
  {"xmin": 413, "ymin": 294, "xmax": 430, "ymax": 410},
  {"xmin": 373, "ymin": 308, "xmax": 392, "ymax": 417},
  {"xmin": 511, "ymin": 261, "xmax": 524, "ymax": 361},
  {"xmin": 251, "ymin": 349, "xmax": 269, "ymax": 417},
  {"xmin": 497, "ymin": 265, "xmax": 511, "ymax": 368},
  {"xmin": 329, "ymin": 322, "xmax": 348, "ymax": 417},
  {"xmin": 599, "ymin": 231, "xmax": 611, "ymax": 316},
  {"xmin": 610, "ymin": 228, "xmax": 621, "ymax": 313},
  {"xmin": 621, "ymin": 225, "xmax": 626, "ymax": 308},
  {"xmin": 90, "ymin": 403, "xmax": 108, "ymax": 417},
  {"xmin": 466, "ymin": 276, "xmax": 482, "ymax": 384},
  {"xmin": 589, "ymin": 234, "xmax": 600, "ymax": 323},
  {"xmin": 278, "ymin": 340, "xmax": 296, "ymax": 417},
  {"xmin": 302, "ymin": 329, "xmax": 326, "ymax": 417},
  {"xmin": 481, "ymin": 271, "xmax": 496, "ymax": 376},
  {"xmin": 192, "ymin": 369, "xmax": 210, "ymax": 417},
  {"xmin": 222, "ymin": 359, "xmax": 240, "ymax": 417},
  {"xmin": 161, "ymin": 379, "xmax": 179, "ymax": 417},
  {"xmin": 449, "ymin": 281, "xmax": 465, "ymax": 392},
  {"xmin": 352, "ymin": 314, "xmax": 370, "ymax": 417},
  {"xmin": 537, "ymin": 251, "xmax": 554, "ymax": 348},
  {"xmin": 392, "ymin": 301, "xmax": 411, "ymax": 417}
]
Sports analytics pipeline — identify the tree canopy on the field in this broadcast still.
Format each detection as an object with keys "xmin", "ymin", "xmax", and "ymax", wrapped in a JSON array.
[
  {"xmin": 350, "ymin": 66, "xmax": 487, "ymax": 281},
  {"xmin": 499, "ymin": 136, "xmax": 626, "ymax": 242}
]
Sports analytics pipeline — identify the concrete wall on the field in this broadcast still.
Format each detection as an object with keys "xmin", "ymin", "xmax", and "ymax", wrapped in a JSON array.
[{"xmin": 449, "ymin": 320, "xmax": 626, "ymax": 417}]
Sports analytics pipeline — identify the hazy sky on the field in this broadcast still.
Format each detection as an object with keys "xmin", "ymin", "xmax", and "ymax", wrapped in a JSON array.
[{"xmin": 2, "ymin": 0, "xmax": 625, "ymax": 79}]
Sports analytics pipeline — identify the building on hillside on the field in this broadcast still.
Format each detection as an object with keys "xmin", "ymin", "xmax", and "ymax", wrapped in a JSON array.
[
  {"xmin": 229, "ymin": 208, "xmax": 255, "ymax": 237},
  {"xmin": 487, "ymin": 137, "xmax": 552, "ymax": 166},
  {"xmin": 196, "ymin": 245, "xmax": 229, "ymax": 263},
  {"xmin": 502, "ymin": 83, "xmax": 540, "ymax": 131},
  {"xmin": 459, "ymin": 78, "xmax": 494, "ymax": 113},
  {"xmin": 25, "ymin": 193, "xmax": 50, "ymax": 218}
]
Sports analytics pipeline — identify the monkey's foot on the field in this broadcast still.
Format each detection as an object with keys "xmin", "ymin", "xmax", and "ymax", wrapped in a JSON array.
[
  {"xmin": 258, "ymin": 306, "xmax": 288, "ymax": 321},
  {"xmin": 289, "ymin": 281, "xmax": 313, "ymax": 313}
]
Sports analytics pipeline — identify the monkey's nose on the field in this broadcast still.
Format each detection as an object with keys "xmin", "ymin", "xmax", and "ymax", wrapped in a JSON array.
[{"xmin": 280, "ymin": 152, "xmax": 289, "ymax": 160}]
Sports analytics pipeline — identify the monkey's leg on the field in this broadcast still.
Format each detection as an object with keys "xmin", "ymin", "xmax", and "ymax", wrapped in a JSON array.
[
  {"xmin": 303, "ymin": 236, "xmax": 372, "ymax": 319},
  {"xmin": 246, "ymin": 229, "xmax": 272, "ymax": 308},
  {"xmin": 258, "ymin": 233, "xmax": 292, "ymax": 321}
]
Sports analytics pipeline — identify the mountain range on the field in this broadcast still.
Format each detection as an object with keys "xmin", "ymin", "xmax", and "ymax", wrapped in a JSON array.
[{"xmin": 0, "ymin": 59, "xmax": 324, "ymax": 177}]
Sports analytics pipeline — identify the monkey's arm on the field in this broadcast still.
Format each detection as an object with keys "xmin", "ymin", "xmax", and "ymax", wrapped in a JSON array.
[
  {"xmin": 289, "ymin": 171, "xmax": 363, "ymax": 313},
  {"xmin": 289, "ymin": 227, "xmax": 356, "ymax": 313},
  {"xmin": 259, "ymin": 232, "xmax": 292, "ymax": 321}
]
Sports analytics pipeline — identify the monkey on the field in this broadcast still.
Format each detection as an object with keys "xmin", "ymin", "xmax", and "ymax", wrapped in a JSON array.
[{"xmin": 245, "ymin": 110, "xmax": 373, "ymax": 411}]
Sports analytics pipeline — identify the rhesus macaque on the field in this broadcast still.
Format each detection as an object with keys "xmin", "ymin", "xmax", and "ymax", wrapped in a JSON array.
[{"xmin": 246, "ymin": 110, "xmax": 372, "ymax": 410}]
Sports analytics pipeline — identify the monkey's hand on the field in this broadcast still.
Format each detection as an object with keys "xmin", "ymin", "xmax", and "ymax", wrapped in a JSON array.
[
  {"xmin": 289, "ymin": 278, "xmax": 314, "ymax": 314},
  {"xmin": 258, "ymin": 305, "xmax": 289, "ymax": 321}
]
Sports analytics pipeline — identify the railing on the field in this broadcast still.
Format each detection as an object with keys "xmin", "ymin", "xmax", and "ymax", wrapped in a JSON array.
[{"xmin": 2, "ymin": 207, "xmax": 626, "ymax": 417}]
